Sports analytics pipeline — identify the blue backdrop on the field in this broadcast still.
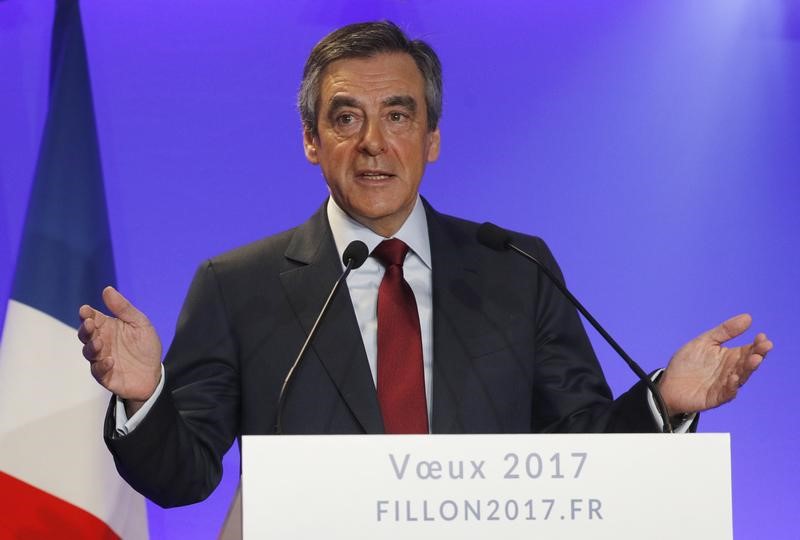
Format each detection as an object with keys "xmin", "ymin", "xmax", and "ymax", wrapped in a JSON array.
[{"xmin": 1, "ymin": 1, "xmax": 798, "ymax": 538}]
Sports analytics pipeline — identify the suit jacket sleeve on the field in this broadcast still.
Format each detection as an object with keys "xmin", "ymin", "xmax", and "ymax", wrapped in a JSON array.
[{"xmin": 104, "ymin": 260, "xmax": 240, "ymax": 508}]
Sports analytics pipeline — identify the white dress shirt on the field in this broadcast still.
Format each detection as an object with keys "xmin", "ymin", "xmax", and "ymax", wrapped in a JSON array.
[{"xmin": 326, "ymin": 195, "xmax": 434, "ymax": 425}]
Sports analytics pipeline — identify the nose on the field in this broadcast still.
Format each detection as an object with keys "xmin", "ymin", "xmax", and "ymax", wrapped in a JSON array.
[{"xmin": 358, "ymin": 118, "xmax": 386, "ymax": 156}]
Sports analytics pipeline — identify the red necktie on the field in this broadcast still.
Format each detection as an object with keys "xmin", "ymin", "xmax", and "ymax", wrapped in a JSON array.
[{"xmin": 372, "ymin": 239, "xmax": 429, "ymax": 434}]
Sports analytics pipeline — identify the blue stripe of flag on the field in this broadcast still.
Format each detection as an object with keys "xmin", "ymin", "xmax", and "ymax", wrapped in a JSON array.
[{"xmin": 11, "ymin": 0, "xmax": 115, "ymax": 328}]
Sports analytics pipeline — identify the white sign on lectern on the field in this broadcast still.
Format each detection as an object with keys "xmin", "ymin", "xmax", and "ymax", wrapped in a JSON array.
[{"xmin": 242, "ymin": 434, "xmax": 731, "ymax": 539}]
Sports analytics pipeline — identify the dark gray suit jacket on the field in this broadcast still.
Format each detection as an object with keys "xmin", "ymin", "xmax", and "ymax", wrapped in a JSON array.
[{"xmin": 105, "ymin": 200, "xmax": 658, "ymax": 508}]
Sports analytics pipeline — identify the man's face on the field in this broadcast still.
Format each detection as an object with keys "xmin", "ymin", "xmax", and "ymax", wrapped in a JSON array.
[{"xmin": 304, "ymin": 52, "xmax": 440, "ymax": 237}]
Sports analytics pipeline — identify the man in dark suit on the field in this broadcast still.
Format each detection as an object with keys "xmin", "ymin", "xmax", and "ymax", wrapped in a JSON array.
[{"xmin": 78, "ymin": 21, "xmax": 772, "ymax": 508}]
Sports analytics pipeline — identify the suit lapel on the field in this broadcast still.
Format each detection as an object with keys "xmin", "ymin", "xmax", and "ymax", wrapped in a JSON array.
[
  {"xmin": 425, "ymin": 202, "xmax": 484, "ymax": 433},
  {"xmin": 279, "ymin": 206, "xmax": 384, "ymax": 434}
]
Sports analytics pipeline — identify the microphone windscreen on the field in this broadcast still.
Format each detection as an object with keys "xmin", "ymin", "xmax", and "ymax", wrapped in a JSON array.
[
  {"xmin": 477, "ymin": 222, "xmax": 511, "ymax": 251},
  {"xmin": 342, "ymin": 240, "xmax": 369, "ymax": 269}
]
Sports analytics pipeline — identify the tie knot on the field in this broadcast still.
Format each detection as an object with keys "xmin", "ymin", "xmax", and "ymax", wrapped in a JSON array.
[{"xmin": 372, "ymin": 238, "xmax": 409, "ymax": 268}]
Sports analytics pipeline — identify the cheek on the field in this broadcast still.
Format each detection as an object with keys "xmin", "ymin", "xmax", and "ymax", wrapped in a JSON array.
[{"xmin": 325, "ymin": 141, "xmax": 357, "ymax": 166}]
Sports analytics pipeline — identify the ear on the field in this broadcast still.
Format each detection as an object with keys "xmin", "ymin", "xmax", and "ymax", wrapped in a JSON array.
[
  {"xmin": 426, "ymin": 127, "xmax": 441, "ymax": 163},
  {"xmin": 303, "ymin": 128, "xmax": 319, "ymax": 164}
]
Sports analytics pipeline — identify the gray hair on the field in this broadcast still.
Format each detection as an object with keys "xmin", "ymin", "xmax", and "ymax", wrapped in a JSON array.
[{"xmin": 298, "ymin": 21, "xmax": 442, "ymax": 135}]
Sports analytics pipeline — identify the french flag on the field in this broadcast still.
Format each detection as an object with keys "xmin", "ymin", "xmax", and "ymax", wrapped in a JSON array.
[{"xmin": 0, "ymin": 1, "xmax": 148, "ymax": 537}]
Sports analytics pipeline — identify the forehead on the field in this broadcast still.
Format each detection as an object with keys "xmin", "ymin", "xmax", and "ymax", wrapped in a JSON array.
[{"xmin": 318, "ymin": 53, "xmax": 426, "ymax": 105}]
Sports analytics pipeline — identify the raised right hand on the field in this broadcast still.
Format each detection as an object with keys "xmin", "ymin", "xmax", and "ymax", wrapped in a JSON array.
[{"xmin": 78, "ymin": 286, "xmax": 163, "ymax": 410}]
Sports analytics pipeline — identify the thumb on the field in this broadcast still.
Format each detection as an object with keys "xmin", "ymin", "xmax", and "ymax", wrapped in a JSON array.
[
  {"xmin": 705, "ymin": 313, "xmax": 752, "ymax": 344},
  {"xmin": 102, "ymin": 286, "xmax": 149, "ymax": 326}
]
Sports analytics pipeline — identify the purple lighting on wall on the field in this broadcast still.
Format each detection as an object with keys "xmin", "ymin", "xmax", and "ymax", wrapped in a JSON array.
[{"xmin": 1, "ymin": 1, "xmax": 797, "ymax": 538}]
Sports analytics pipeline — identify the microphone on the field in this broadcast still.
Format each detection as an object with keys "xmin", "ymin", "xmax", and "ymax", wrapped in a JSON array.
[
  {"xmin": 275, "ymin": 240, "xmax": 369, "ymax": 434},
  {"xmin": 477, "ymin": 222, "xmax": 675, "ymax": 433}
]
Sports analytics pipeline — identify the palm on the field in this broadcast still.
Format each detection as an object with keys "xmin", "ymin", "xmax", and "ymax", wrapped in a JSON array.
[
  {"xmin": 96, "ymin": 311, "xmax": 162, "ymax": 399},
  {"xmin": 659, "ymin": 314, "xmax": 772, "ymax": 415},
  {"xmin": 79, "ymin": 287, "xmax": 162, "ymax": 401}
]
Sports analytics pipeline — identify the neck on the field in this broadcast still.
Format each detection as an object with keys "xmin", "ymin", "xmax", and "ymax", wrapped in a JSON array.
[{"xmin": 359, "ymin": 215, "xmax": 409, "ymax": 238}]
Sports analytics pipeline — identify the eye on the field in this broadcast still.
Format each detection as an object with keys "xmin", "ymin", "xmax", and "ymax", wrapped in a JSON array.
[
  {"xmin": 337, "ymin": 113, "xmax": 355, "ymax": 125},
  {"xmin": 389, "ymin": 111, "xmax": 408, "ymax": 122}
]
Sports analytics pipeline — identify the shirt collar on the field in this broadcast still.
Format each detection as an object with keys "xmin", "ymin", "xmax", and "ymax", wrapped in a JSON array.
[{"xmin": 326, "ymin": 195, "xmax": 432, "ymax": 270}]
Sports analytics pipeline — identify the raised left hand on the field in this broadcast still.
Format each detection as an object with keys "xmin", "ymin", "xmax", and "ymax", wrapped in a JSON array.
[{"xmin": 658, "ymin": 314, "xmax": 773, "ymax": 416}]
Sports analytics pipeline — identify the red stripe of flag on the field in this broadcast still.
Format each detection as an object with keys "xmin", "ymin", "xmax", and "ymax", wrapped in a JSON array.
[{"xmin": 0, "ymin": 471, "xmax": 121, "ymax": 539}]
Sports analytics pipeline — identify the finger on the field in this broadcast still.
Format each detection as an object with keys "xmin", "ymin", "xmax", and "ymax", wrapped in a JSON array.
[
  {"xmin": 752, "ymin": 337, "xmax": 773, "ymax": 357},
  {"xmin": 706, "ymin": 313, "xmax": 752, "ymax": 344},
  {"xmin": 79, "ymin": 304, "xmax": 110, "ymax": 332},
  {"xmin": 735, "ymin": 339, "xmax": 770, "ymax": 387},
  {"xmin": 77, "ymin": 319, "xmax": 94, "ymax": 344},
  {"xmin": 90, "ymin": 356, "xmax": 113, "ymax": 383},
  {"xmin": 748, "ymin": 353, "xmax": 765, "ymax": 370},
  {"xmin": 82, "ymin": 337, "xmax": 104, "ymax": 362},
  {"xmin": 102, "ymin": 286, "xmax": 148, "ymax": 326},
  {"xmin": 736, "ymin": 353, "xmax": 763, "ymax": 387},
  {"xmin": 79, "ymin": 304, "xmax": 100, "ymax": 322},
  {"xmin": 726, "ymin": 372, "xmax": 742, "ymax": 396}
]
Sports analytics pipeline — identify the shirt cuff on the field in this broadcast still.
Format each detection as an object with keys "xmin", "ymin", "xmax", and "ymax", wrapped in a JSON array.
[
  {"xmin": 114, "ymin": 364, "xmax": 166, "ymax": 437},
  {"xmin": 647, "ymin": 368, "xmax": 696, "ymax": 433}
]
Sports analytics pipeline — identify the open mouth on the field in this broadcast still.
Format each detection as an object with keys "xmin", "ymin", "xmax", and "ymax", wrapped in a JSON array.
[{"xmin": 357, "ymin": 171, "xmax": 395, "ymax": 181}]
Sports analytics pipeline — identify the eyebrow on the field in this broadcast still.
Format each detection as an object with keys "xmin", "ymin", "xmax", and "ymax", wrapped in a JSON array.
[
  {"xmin": 328, "ymin": 95, "xmax": 361, "ymax": 112},
  {"xmin": 383, "ymin": 95, "xmax": 417, "ymax": 112},
  {"xmin": 327, "ymin": 94, "xmax": 418, "ymax": 114}
]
